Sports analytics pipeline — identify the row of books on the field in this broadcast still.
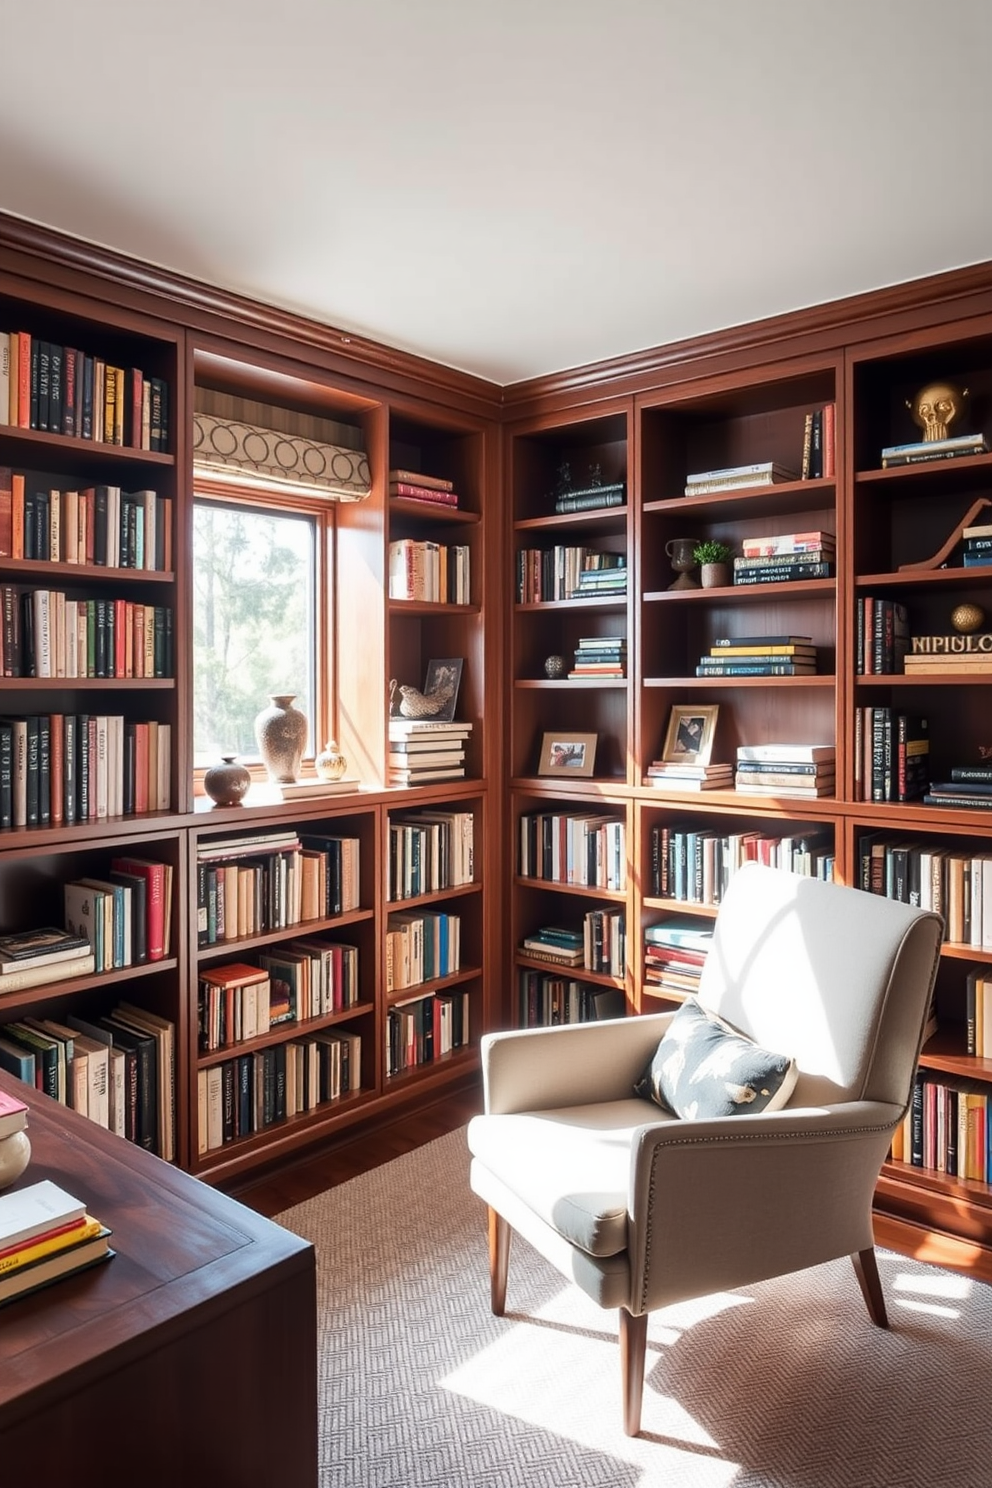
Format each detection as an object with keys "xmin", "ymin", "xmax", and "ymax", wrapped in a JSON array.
[
  {"xmin": 964, "ymin": 965, "xmax": 992, "ymax": 1057},
  {"xmin": 570, "ymin": 635, "xmax": 626, "ymax": 678},
  {"xmin": 892, "ymin": 1074, "xmax": 990, "ymax": 1183},
  {"xmin": 517, "ymin": 972, "xmax": 625, "ymax": 1028},
  {"xmin": 800, "ymin": 404, "xmax": 836, "ymax": 480},
  {"xmin": 1, "ymin": 588, "xmax": 174, "ymax": 679},
  {"xmin": 0, "ymin": 471, "xmax": 172, "ymax": 570},
  {"xmin": 0, "ymin": 1176, "xmax": 113, "ymax": 1309},
  {"xmin": 388, "ymin": 468, "xmax": 459, "ymax": 508},
  {"xmin": 386, "ymin": 988, "xmax": 469, "ymax": 1075},
  {"xmin": 518, "ymin": 809, "xmax": 626, "ymax": 891},
  {"xmin": 515, "ymin": 546, "xmax": 626, "ymax": 604},
  {"xmin": 198, "ymin": 941, "xmax": 361, "ymax": 1052},
  {"xmin": 959, "ymin": 520, "xmax": 992, "ymax": 567},
  {"xmin": 643, "ymin": 919, "xmax": 714, "ymax": 1000},
  {"xmin": 1, "ymin": 716, "xmax": 172, "ymax": 830},
  {"xmin": 521, "ymin": 911, "xmax": 626, "ymax": 977},
  {"xmin": 386, "ymin": 807, "xmax": 475, "ymax": 899},
  {"xmin": 385, "ymin": 910, "xmax": 460, "ymax": 992},
  {"xmin": 198, "ymin": 1031, "xmax": 361, "ymax": 1151},
  {"xmin": 735, "ymin": 749, "xmax": 835, "ymax": 799},
  {"xmin": 387, "ymin": 719, "xmax": 471, "ymax": 787},
  {"xmin": 853, "ymin": 709, "xmax": 929, "ymax": 803},
  {"xmin": 880, "ymin": 431, "xmax": 988, "ymax": 469},
  {"xmin": 696, "ymin": 634, "xmax": 819, "ymax": 679},
  {"xmin": 649, "ymin": 824, "xmax": 835, "ymax": 903},
  {"xmin": 856, "ymin": 834, "xmax": 992, "ymax": 946},
  {"xmin": 733, "ymin": 531, "xmax": 835, "ymax": 587},
  {"xmin": 0, "ymin": 1000, "xmax": 175, "ymax": 1159},
  {"xmin": 856, "ymin": 597, "xmax": 910, "ymax": 674},
  {"xmin": 64, "ymin": 856, "xmax": 173, "ymax": 972},
  {"xmin": 683, "ymin": 460, "xmax": 797, "ymax": 496},
  {"xmin": 0, "ymin": 331, "xmax": 169, "ymax": 450},
  {"xmin": 195, "ymin": 829, "xmax": 361, "ymax": 947},
  {"xmin": 387, "ymin": 539, "xmax": 471, "ymax": 603},
  {"xmin": 903, "ymin": 632, "xmax": 992, "ymax": 674}
]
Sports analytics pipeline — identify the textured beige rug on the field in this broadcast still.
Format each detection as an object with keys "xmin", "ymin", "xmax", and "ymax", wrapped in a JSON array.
[{"xmin": 276, "ymin": 1128, "xmax": 992, "ymax": 1487}]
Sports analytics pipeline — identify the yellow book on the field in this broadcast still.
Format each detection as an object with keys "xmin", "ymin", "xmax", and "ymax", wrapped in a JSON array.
[{"xmin": 0, "ymin": 1213, "xmax": 103, "ymax": 1276}]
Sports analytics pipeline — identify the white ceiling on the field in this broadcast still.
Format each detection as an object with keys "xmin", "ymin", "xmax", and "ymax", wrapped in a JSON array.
[{"xmin": 3, "ymin": 0, "xmax": 992, "ymax": 386}]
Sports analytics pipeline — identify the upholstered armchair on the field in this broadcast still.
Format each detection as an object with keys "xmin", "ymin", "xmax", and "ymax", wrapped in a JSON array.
[{"xmin": 468, "ymin": 864, "xmax": 942, "ymax": 1435}]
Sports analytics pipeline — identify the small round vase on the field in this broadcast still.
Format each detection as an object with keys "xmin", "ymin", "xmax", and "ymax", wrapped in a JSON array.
[
  {"xmin": 701, "ymin": 562, "xmax": 731, "ymax": 589},
  {"xmin": 203, "ymin": 754, "xmax": 251, "ymax": 807},
  {"xmin": 254, "ymin": 694, "xmax": 308, "ymax": 784},
  {"xmin": 316, "ymin": 740, "xmax": 348, "ymax": 781},
  {"xmin": 0, "ymin": 1130, "xmax": 31, "ymax": 1191},
  {"xmin": 544, "ymin": 654, "xmax": 567, "ymax": 679}
]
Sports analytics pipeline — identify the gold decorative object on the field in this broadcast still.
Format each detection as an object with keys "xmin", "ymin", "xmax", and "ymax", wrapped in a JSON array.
[
  {"xmin": 952, "ymin": 602, "xmax": 986, "ymax": 634},
  {"xmin": 907, "ymin": 380, "xmax": 968, "ymax": 442},
  {"xmin": 316, "ymin": 740, "xmax": 348, "ymax": 780}
]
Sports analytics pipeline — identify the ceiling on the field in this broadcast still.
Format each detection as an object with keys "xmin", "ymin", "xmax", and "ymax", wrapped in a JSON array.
[{"xmin": 3, "ymin": 0, "xmax": 992, "ymax": 386}]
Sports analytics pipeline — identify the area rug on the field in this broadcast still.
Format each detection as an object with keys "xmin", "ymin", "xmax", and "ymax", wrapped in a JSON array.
[{"xmin": 276, "ymin": 1128, "xmax": 992, "ymax": 1488}]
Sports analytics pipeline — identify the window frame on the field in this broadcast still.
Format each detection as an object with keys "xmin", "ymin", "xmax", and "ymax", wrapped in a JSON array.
[{"xmin": 191, "ymin": 476, "xmax": 337, "ymax": 790}]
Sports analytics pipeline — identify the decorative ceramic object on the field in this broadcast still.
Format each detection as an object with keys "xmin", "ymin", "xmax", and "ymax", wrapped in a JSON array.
[
  {"xmin": 908, "ymin": 380, "xmax": 968, "ymax": 442},
  {"xmin": 952, "ymin": 602, "xmax": 986, "ymax": 634},
  {"xmin": 203, "ymin": 754, "xmax": 251, "ymax": 807},
  {"xmin": 0, "ymin": 1130, "xmax": 31, "ymax": 1191},
  {"xmin": 700, "ymin": 562, "xmax": 731, "ymax": 589},
  {"xmin": 254, "ymin": 694, "xmax": 308, "ymax": 783},
  {"xmin": 544, "ymin": 654, "xmax": 567, "ymax": 678},
  {"xmin": 665, "ymin": 536, "xmax": 700, "ymax": 590},
  {"xmin": 316, "ymin": 740, "xmax": 348, "ymax": 780}
]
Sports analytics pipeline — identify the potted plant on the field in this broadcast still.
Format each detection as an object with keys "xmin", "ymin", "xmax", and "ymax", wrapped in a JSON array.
[{"xmin": 693, "ymin": 539, "xmax": 734, "ymax": 589}]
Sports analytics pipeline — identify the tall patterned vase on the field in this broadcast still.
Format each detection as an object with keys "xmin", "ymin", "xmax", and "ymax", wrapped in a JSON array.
[{"xmin": 254, "ymin": 694, "xmax": 308, "ymax": 783}]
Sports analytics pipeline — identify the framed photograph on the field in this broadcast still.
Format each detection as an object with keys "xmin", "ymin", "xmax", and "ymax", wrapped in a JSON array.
[
  {"xmin": 538, "ymin": 731, "xmax": 598, "ymax": 778},
  {"xmin": 661, "ymin": 705, "xmax": 719, "ymax": 766},
  {"xmin": 420, "ymin": 657, "xmax": 463, "ymax": 722}
]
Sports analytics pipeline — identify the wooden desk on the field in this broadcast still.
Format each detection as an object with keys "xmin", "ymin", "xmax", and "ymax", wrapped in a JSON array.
[{"xmin": 0, "ymin": 1073, "xmax": 318, "ymax": 1488}]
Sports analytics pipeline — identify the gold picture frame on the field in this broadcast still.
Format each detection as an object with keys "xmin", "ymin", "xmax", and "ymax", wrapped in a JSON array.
[
  {"xmin": 538, "ymin": 731, "xmax": 598, "ymax": 778},
  {"xmin": 661, "ymin": 705, "xmax": 719, "ymax": 766}
]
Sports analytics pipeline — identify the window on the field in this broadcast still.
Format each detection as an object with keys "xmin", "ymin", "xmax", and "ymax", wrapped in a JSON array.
[{"xmin": 192, "ymin": 494, "xmax": 328, "ymax": 769}]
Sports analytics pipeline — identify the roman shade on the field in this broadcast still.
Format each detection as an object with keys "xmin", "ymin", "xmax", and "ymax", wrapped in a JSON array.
[{"xmin": 192, "ymin": 411, "xmax": 372, "ymax": 501}]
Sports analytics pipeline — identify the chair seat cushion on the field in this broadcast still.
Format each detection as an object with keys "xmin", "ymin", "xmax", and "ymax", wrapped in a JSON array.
[
  {"xmin": 467, "ymin": 1098, "xmax": 667, "ymax": 1257},
  {"xmin": 635, "ymin": 995, "xmax": 798, "ymax": 1119}
]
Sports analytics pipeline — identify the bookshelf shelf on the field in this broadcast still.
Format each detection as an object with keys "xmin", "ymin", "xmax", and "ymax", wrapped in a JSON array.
[
  {"xmin": 644, "ymin": 578, "xmax": 836, "ymax": 604},
  {"xmin": 195, "ymin": 1000, "xmax": 376, "ymax": 1069}
]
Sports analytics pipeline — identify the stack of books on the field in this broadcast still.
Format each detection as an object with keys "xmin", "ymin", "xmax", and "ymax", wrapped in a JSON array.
[
  {"xmin": 274, "ymin": 776, "xmax": 362, "ymax": 802},
  {"xmin": 961, "ymin": 521, "xmax": 992, "ymax": 567},
  {"xmin": 388, "ymin": 719, "xmax": 472, "ymax": 786},
  {"xmin": 569, "ymin": 636, "xmax": 626, "ymax": 678},
  {"xmin": 880, "ymin": 432, "xmax": 988, "ymax": 468},
  {"xmin": 696, "ymin": 634, "xmax": 818, "ymax": 678},
  {"xmin": 924, "ymin": 767, "xmax": 992, "ymax": 811},
  {"xmin": 0, "ymin": 1177, "xmax": 113, "ymax": 1307},
  {"xmin": 734, "ymin": 743, "xmax": 836, "ymax": 798},
  {"xmin": 733, "ymin": 531, "xmax": 835, "ymax": 586},
  {"xmin": 0, "ymin": 926, "xmax": 95, "ymax": 992},
  {"xmin": 903, "ymin": 631, "xmax": 992, "ymax": 676},
  {"xmin": 643, "ymin": 920, "xmax": 713, "ymax": 998},
  {"xmin": 645, "ymin": 761, "xmax": 733, "ymax": 791},
  {"xmin": 387, "ymin": 469, "xmax": 459, "ymax": 508},
  {"xmin": 572, "ymin": 556, "xmax": 627, "ymax": 597},
  {"xmin": 553, "ymin": 482, "xmax": 624, "ymax": 515},
  {"xmin": 684, "ymin": 461, "xmax": 797, "ymax": 496},
  {"xmin": 519, "ymin": 925, "xmax": 585, "ymax": 967}
]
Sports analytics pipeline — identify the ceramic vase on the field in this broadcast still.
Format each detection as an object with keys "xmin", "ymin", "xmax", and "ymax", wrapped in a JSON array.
[
  {"xmin": 0, "ymin": 1130, "xmax": 31, "ymax": 1191},
  {"xmin": 700, "ymin": 562, "xmax": 731, "ymax": 589},
  {"xmin": 316, "ymin": 740, "xmax": 348, "ymax": 781},
  {"xmin": 203, "ymin": 754, "xmax": 252, "ymax": 807},
  {"xmin": 254, "ymin": 694, "xmax": 308, "ymax": 783}
]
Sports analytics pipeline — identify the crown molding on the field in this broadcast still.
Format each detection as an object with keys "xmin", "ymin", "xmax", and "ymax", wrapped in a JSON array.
[
  {"xmin": 501, "ymin": 259, "xmax": 992, "ymax": 416},
  {"xmin": 0, "ymin": 213, "xmax": 504, "ymax": 419}
]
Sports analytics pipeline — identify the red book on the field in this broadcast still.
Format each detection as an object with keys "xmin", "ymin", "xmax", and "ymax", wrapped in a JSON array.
[
  {"xmin": 390, "ymin": 482, "xmax": 459, "ymax": 506},
  {"xmin": 822, "ymin": 402, "xmax": 836, "ymax": 479},
  {"xmin": 113, "ymin": 598, "xmax": 126, "ymax": 677},
  {"xmin": 63, "ymin": 347, "xmax": 77, "ymax": 436},
  {"xmin": 16, "ymin": 333, "xmax": 31, "ymax": 429},
  {"xmin": 11, "ymin": 473, "xmax": 25, "ymax": 560},
  {"xmin": 0, "ymin": 467, "xmax": 11, "ymax": 557},
  {"xmin": 49, "ymin": 714, "xmax": 64, "ymax": 826},
  {"xmin": 128, "ymin": 368, "xmax": 143, "ymax": 448},
  {"xmin": 110, "ymin": 855, "xmax": 166, "ymax": 961},
  {"xmin": 0, "ymin": 1087, "xmax": 28, "ymax": 1140}
]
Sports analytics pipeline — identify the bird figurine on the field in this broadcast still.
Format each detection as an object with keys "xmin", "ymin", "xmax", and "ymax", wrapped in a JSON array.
[{"xmin": 389, "ymin": 677, "xmax": 455, "ymax": 719}]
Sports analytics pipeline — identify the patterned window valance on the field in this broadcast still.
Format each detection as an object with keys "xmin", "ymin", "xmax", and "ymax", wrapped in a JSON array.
[{"xmin": 192, "ymin": 412, "xmax": 372, "ymax": 501}]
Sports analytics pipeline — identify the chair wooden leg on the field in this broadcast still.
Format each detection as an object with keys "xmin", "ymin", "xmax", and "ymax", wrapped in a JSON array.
[
  {"xmin": 852, "ymin": 1246, "xmax": 889, "ymax": 1328},
  {"xmin": 487, "ymin": 1206, "xmax": 510, "ymax": 1317},
  {"xmin": 619, "ymin": 1308, "xmax": 649, "ymax": 1437}
]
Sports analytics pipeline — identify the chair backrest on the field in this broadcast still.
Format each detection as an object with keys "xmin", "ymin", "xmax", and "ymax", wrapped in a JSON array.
[{"xmin": 697, "ymin": 864, "xmax": 943, "ymax": 1108}]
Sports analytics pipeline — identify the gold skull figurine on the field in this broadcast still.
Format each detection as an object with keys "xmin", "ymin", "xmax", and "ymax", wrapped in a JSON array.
[{"xmin": 908, "ymin": 380, "xmax": 968, "ymax": 442}]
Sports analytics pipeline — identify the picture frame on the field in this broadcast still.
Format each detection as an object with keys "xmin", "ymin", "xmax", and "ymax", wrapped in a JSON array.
[
  {"xmin": 420, "ymin": 657, "xmax": 463, "ymax": 722},
  {"xmin": 661, "ymin": 705, "xmax": 719, "ymax": 766},
  {"xmin": 538, "ymin": 731, "xmax": 598, "ymax": 778}
]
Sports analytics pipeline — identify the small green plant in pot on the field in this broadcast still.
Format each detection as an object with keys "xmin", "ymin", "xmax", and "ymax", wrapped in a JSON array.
[{"xmin": 693, "ymin": 539, "xmax": 734, "ymax": 588}]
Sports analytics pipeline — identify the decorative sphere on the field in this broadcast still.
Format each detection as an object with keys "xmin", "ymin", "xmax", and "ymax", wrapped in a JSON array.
[
  {"xmin": 203, "ymin": 755, "xmax": 251, "ymax": 807},
  {"xmin": 952, "ymin": 602, "xmax": 985, "ymax": 634},
  {"xmin": 544, "ymin": 654, "xmax": 567, "ymax": 678}
]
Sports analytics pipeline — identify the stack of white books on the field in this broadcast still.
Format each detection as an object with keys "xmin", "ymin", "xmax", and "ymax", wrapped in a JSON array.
[{"xmin": 388, "ymin": 720, "xmax": 472, "ymax": 786}]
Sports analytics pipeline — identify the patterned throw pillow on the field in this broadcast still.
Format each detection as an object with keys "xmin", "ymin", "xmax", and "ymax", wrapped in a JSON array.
[{"xmin": 635, "ymin": 996, "xmax": 798, "ymax": 1119}]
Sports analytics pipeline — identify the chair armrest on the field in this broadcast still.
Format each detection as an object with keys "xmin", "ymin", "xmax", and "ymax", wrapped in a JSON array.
[
  {"xmin": 480, "ymin": 1013, "xmax": 675, "ymax": 1115},
  {"xmin": 627, "ymin": 1100, "xmax": 903, "ymax": 1313}
]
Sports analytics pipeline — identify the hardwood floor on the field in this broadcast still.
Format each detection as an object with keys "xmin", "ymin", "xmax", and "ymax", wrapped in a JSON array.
[{"xmin": 227, "ymin": 1077, "xmax": 483, "ymax": 1218}]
